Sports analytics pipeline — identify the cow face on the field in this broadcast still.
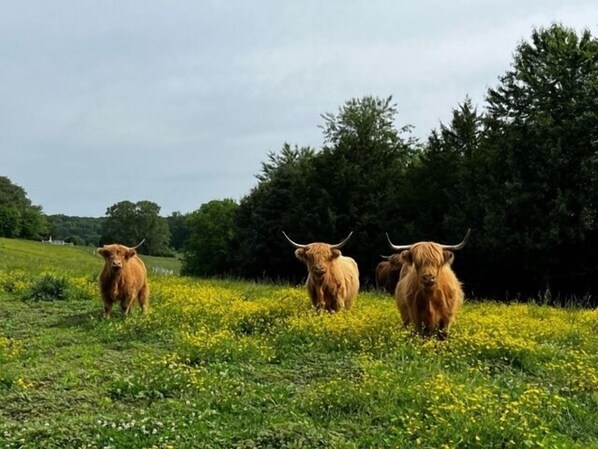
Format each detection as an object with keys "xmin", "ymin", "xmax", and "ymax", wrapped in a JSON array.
[
  {"xmin": 295, "ymin": 244, "xmax": 341, "ymax": 279},
  {"xmin": 98, "ymin": 244, "xmax": 137, "ymax": 273},
  {"xmin": 399, "ymin": 243, "xmax": 453, "ymax": 289},
  {"xmin": 387, "ymin": 254, "xmax": 403, "ymax": 269}
]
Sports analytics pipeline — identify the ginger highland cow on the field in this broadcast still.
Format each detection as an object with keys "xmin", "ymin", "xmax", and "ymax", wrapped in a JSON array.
[
  {"xmin": 387, "ymin": 229, "xmax": 470, "ymax": 339},
  {"xmin": 98, "ymin": 239, "xmax": 149, "ymax": 318},
  {"xmin": 283, "ymin": 231, "xmax": 359, "ymax": 312}
]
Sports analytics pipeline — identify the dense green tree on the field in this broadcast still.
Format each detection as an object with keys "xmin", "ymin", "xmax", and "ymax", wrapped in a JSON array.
[
  {"xmin": 409, "ymin": 98, "xmax": 483, "ymax": 237},
  {"xmin": 308, "ymin": 96, "xmax": 416, "ymax": 282},
  {"xmin": 232, "ymin": 144, "xmax": 317, "ymax": 279},
  {"xmin": 101, "ymin": 200, "xmax": 171, "ymax": 256},
  {"xmin": 47, "ymin": 215, "xmax": 104, "ymax": 246},
  {"xmin": 0, "ymin": 176, "xmax": 48, "ymax": 239},
  {"xmin": 0, "ymin": 206, "xmax": 21, "ymax": 238},
  {"xmin": 407, "ymin": 98, "xmax": 487, "ymax": 295},
  {"xmin": 183, "ymin": 25, "xmax": 598, "ymax": 302},
  {"xmin": 166, "ymin": 211, "xmax": 191, "ymax": 251},
  {"xmin": 481, "ymin": 24, "xmax": 598, "ymax": 297},
  {"xmin": 230, "ymin": 97, "xmax": 416, "ymax": 283},
  {"xmin": 135, "ymin": 201, "xmax": 172, "ymax": 256},
  {"xmin": 182, "ymin": 199, "xmax": 238, "ymax": 276}
]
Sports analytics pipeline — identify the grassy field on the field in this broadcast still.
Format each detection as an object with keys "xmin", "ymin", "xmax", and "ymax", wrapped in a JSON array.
[{"xmin": 0, "ymin": 238, "xmax": 597, "ymax": 448}]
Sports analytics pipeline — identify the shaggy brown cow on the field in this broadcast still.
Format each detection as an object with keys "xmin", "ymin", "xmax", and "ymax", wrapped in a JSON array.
[
  {"xmin": 98, "ymin": 240, "xmax": 149, "ymax": 318},
  {"xmin": 283, "ymin": 231, "xmax": 359, "ymax": 312},
  {"xmin": 387, "ymin": 229, "xmax": 470, "ymax": 339},
  {"xmin": 375, "ymin": 254, "xmax": 403, "ymax": 295}
]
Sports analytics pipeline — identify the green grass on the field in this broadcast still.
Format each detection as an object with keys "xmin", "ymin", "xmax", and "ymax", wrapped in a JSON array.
[
  {"xmin": 0, "ymin": 237, "xmax": 181, "ymax": 275},
  {"xmin": 1, "ymin": 238, "xmax": 597, "ymax": 448}
]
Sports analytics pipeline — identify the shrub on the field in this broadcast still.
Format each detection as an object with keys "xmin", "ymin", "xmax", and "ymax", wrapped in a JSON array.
[{"xmin": 23, "ymin": 274, "xmax": 71, "ymax": 302}]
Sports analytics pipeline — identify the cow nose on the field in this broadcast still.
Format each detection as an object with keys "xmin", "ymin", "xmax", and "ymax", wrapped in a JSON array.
[
  {"xmin": 422, "ymin": 274, "xmax": 436, "ymax": 287},
  {"xmin": 314, "ymin": 265, "xmax": 326, "ymax": 275},
  {"xmin": 111, "ymin": 261, "xmax": 122, "ymax": 269}
]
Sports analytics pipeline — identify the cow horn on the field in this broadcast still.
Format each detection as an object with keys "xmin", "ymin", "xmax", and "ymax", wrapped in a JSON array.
[
  {"xmin": 330, "ymin": 231, "xmax": 353, "ymax": 249},
  {"xmin": 282, "ymin": 231, "xmax": 307, "ymax": 248},
  {"xmin": 386, "ymin": 233, "xmax": 412, "ymax": 251},
  {"xmin": 129, "ymin": 239, "xmax": 146, "ymax": 250},
  {"xmin": 438, "ymin": 228, "xmax": 471, "ymax": 251},
  {"xmin": 381, "ymin": 255, "xmax": 390, "ymax": 259}
]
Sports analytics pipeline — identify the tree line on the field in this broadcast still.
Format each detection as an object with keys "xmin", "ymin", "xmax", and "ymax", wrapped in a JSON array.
[
  {"xmin": 2, "ymin": 24, "xmax": 596, "ymax": 302},
  {"xmin": 182, "ymin": 25, "xmax": 598, "ymax": 303}
]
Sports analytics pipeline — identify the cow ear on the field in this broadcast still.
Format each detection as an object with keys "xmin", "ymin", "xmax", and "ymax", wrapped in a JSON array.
[
  {"xmin": 389, "ymin": 255, "xmax": 402, "ymax": 267},
  {"xmin": 443, "ymin": 250, "xmax": 454, "ymax": 265},
  {"xmin": 331, "ymin": 249, "xmax": 341, "ymax": 259},
  {"xmin": 125, "ymin": 249, "xmax": 137, "ymax": 259},
  {"xmin": 294, "ymin": 248, "xmax": 306, "ymax": 261},
  {"xmin": 98, "ymin": 248, "xmax": 108, "ymax": 258},
  {"xmin": 399, "ymin": 250, "xmax": 413, "ymax": 265}
]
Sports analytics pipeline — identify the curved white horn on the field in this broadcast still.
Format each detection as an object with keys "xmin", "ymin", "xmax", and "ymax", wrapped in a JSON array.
[
  {"xmin": 282, "ymin": 231, "xmax": 307, "ymax": 248},
  {"xmin": 330, "ymin": 232, "xmax": 354, "ymax": 249},
  {"xmin": 386, "ymin": 232, "xmax": 412, "ymax": 251},
  {"xmin": 438, "ymin": 228, "xmax": 471, "ymax": 251},
  {"xmin": 130, "ymin": 239, "xmax": 146, "ymax": 250}
]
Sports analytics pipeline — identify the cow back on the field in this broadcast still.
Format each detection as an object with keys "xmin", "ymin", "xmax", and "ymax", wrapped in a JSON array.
[
  {"xmin": 100, "ymin": 255, "xmax": 147, "ymax": 294},
  {"xmin": 332, "ymin": 255, "xmax": 359, "ymax": 310}
]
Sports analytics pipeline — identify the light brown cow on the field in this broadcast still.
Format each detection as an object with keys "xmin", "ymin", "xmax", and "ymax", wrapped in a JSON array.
[
  {"xmin": 387, "ymin": 229, "xmax": 470, "ymax": 339},
  {"xmin": 98, "ymin": 240, "xmax": 149, "ymax": 318},
  {"xmin": 375, "ymin": 254, "xmax": 403, "ymax": 295},
  {"xmin": 283, "ymin": 231, "xmax": 359, "ymax": 312}
]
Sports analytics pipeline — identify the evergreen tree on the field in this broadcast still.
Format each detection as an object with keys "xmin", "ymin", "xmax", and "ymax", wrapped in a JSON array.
[
  {"xmin": 482, "ymin": 24, "xmax": 598, "ymax": 298},
  {"xmin": 232, "ymin": 144, "xmax": 317, "ymax": 279},
  {"xmin": 230, "ymin": 97, "xmax": 416, "ymax": 283},
  {"xmin": 312, "ymin": 96, "xmax": 416, "ymax": 283}
]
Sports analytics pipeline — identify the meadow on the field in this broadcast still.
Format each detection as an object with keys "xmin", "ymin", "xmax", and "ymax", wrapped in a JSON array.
[{"xmin": 0, "ymin": 238, "xmax": 597, "ymax": 448}]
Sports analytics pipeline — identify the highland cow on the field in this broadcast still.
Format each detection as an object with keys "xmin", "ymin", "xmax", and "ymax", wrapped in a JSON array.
[
  {"xmin": 375, "ymin": 254, "xmax": 403, "ymax": 295},
  {"xmin": 283, "ymin": 231, "xmax": 359, "ymax": 312},
  {"xmin": 387, "ymin": 229, "xmax": 470, "ymax": 339},
  {"xmin": 98, "ymin": 240, "xmax": 149, "ymax": 318}
]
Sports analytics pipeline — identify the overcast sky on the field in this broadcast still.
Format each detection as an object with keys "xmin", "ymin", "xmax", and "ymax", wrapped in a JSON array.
[{"xmin": 2, "ymin": 1, "xmax": 597, "ymax": 217}]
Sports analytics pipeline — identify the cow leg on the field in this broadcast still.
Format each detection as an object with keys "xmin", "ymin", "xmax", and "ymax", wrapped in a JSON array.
[
  {"xmin": 138, "ymin": 283, "xmax": 149, "ymax": 314},
  {"xmin": 396, "ymin": 298, "xmax": 411, "ymax": 327},
  {"xmin": 103, "ymin": 301, "xmax": 113, "ymax": 319},
  {"xmin": 316, "ymin": 286, "xmax": 326, "ymax": 312},
  {"xmin": 436, "ymin": 320, "xmax": 449, "ymax": 340},
  {"xmin": 121, "ymin": 296, "xmax": 134, "ymax": 316}
]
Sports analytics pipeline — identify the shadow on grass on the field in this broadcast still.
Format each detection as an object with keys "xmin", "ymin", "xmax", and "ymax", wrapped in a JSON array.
[{"xmin": 50, "ymin": 309, "xmax": 104, "ymax": 329}]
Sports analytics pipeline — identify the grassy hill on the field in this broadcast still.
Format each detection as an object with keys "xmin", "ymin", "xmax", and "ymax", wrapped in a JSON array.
[
  {"xmin": 0, "ymin": 237, "xmax": 181, "ymax": 275},
  {"xmin": 0, "ymin": 238, "xmax": 597, "ymax": 448}
]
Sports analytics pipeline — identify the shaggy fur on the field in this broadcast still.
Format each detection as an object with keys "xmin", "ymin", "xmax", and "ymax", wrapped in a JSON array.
[
  {"xmin": 395, "ymin": 242, "xmax": 463, "ymax": 339},
  {"xmin": 98, "ymin": 243, "xmax": 149, "ymax": 318},
  {"xmin": 294, "ymin": 243, "xmax": 359, "ymax": 312},
  {"xmin": 375, "ymin": 254, "xmax": 403, "ymax": 295}
]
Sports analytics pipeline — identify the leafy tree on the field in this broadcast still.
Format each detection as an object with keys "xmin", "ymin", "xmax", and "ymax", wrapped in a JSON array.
[
  {"xmin": 481, "ymin": 24, "xmax": 598, "ymax": 298},
  {"xmin": 166, "ymin": 211, "xmax": 191, "ymax": 251},
  {"xmin": 135, "ymin": 201, "xmax": 172, "ymax": 256},
  {"xmin": 408, "ymin": 98, "xmax": 483, "ymax": 237},
  {"xmin": 182, "ymin": 199, "xmax": 238, "ymax": 276},
  {"xmin": 310, "ymin": 96, "xmax": 417, "ymax": 283},
  {"xmin": 232, "ymin": 144, "xmax": 318, "ymax": 279},
  {"xmin": 47, "ymin": 215, "xmax": 104, "ymax": 246},
  {"xmin": 0, "ymin": 206, "xmax": 21, "ymax": 238},
  {"xmin": 230, "ymin": 97, "xmax": 416, "ymax": 283},
  {"xmin": 101, "ymin": 200, "xmax": 171, "ymax": 256},
  {"xmin": 0, "ymin": 176, "xmax": 48, "ymax": 239},
  {"xmin": 405, "ymin": 98, "xmax": 487, "ymax": 294}
]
